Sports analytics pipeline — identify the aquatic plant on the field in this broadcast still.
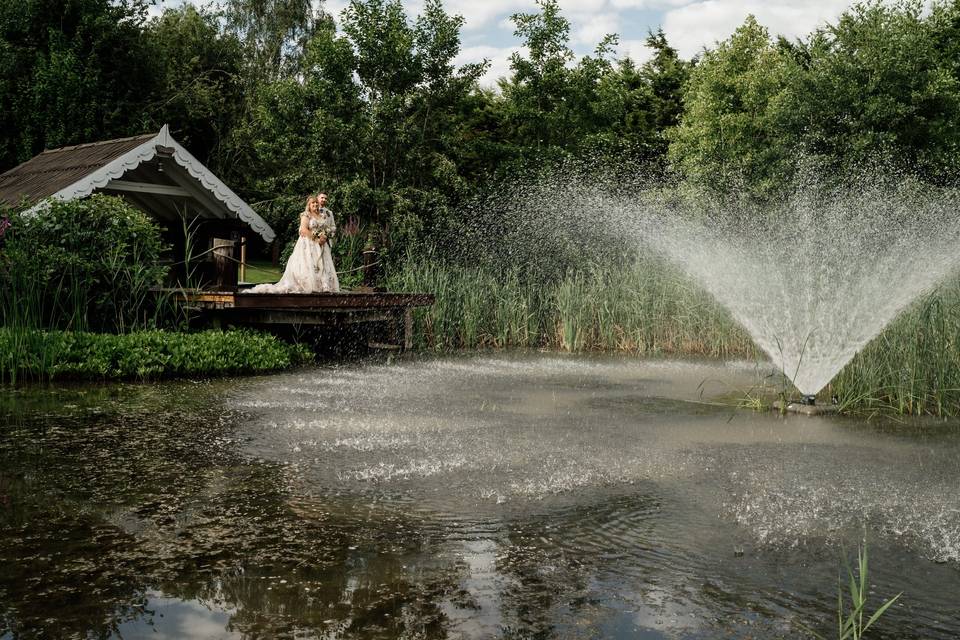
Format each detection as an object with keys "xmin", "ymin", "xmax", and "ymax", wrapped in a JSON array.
[
  {"xmin": 832, "ymin": 281, "xmax": 960, "ymax": 416},
  {"xmin": 386, "ymin": 256, "xmax": 755, "ymax": 357},
  {"xmin": 0, "ymin": 328, "xmax": 313, "ymax": 383},
  {"xmin": 799, "ymin": 544, "xmax": 902, "ymax": 640}
]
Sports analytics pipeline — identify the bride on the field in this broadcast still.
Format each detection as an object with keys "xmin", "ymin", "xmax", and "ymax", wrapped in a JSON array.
[{"xmin": 246, "ymin": 193, "xmax": 340, "ymax": 294}]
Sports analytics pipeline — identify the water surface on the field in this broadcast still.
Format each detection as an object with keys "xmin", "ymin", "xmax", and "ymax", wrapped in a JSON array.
[{"xmin": 1, "ymin": 354, "xmax": 958, "ymax": 639}]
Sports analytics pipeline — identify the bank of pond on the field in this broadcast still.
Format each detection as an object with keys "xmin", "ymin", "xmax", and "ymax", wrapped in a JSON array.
[
  {"xmin": 391, "ymin": 260, "xmax": 960, "ymax": 418},
  {"xmin": 5, "ymin": 272, "xmax": 960, "ymax": 420},
  {"xmin": 3, "ymin": 196, "xmax": 960, "ymax": 415}
]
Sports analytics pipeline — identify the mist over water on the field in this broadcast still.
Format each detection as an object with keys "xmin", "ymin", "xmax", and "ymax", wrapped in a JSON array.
[{"xmin": 466, "ymin": 166, "xmax": 960, "ymax": 395}]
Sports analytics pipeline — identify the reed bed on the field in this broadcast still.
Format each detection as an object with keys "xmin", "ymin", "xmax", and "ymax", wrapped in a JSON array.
[
  {"xmin": 389, "ymin": 258, "xmax": 960, "ymax": 417},
  {"xmin": 833, "ymin": 281, "xmax": 960, "ymax": 417},
  {"xmin": 386, "ymin": 256, "xmax": 757, "ymax": 357}
]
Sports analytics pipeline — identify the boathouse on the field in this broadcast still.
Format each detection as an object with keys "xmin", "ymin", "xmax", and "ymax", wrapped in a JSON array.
[{"xmin": 0, "ymin": 125, "xmax": 273, "ymax": 285}]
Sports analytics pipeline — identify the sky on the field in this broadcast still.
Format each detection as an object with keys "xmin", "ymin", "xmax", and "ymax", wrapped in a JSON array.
[{"xmin": 148, "ymin": 0, "xmax": 858, "ymax": 87}]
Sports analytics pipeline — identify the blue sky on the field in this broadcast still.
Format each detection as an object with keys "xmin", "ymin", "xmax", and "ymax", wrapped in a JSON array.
[{"xmin": 149, "ymin": 0, "xmax": 857, "ymax": 87}]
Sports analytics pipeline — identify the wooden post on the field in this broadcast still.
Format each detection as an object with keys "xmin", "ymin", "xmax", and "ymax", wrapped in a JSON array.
[
  {"xmin": 212, "ymin": 238, "xmax": 237, "ymax": 291},
  {"xmin": 391, "ymin": 308, "xmax": 404, "ymax": 350},
  {"xmin": 403, "ymin": 306, "xmax": 413, "ymax": 351},
  {"xmin": 239, "ymin": 236, "xmax": 247, "ymax": 283},
  {"xmin": 362, "ymin": 242, "xmax": 380, "ymax": 288}
]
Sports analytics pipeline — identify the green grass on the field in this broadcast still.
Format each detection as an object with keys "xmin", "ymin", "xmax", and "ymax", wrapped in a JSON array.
[
  {"xmin": 386, "ymin": 256, "xmax": 756, "ymax": 357},
  {"xmin": 832, "ymin": 281, "xmax": 960, "ymax": 416},
  {"xmin": 242, "ymin": 260, "xmax": 283, "ymax": 284}
]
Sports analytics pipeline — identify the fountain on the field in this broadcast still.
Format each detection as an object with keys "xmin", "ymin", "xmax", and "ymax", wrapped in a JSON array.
[
  {"xmin": 774, "ymin": 394, "xmax": 839, "ymax": 415},
  {"xmin": 627, "ymin": 173, "xmax": 960, "ymax": 411},
  {"xmin": 469, "ymin": 165, "xmax": 960, "ymax": 409}
]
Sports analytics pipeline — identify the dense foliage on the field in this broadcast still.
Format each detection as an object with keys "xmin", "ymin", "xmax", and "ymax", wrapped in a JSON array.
[
  {"xmin": 3, "ymin": 0, "xmax": 958, "ymax": 227},
  {"xmin": 670, "ymin": 2, "xmax": 960, "ymax": 196},
  {"xmin": 0, "ymin": 0, "xmax": 693, "ymax": 260},
  {"xmin": 5, "ymin": 0, "xmax": 956, "ymax": 237},
  {"xmin": 0, "ymin": 327, "xmax": 313, "ymax": 382},
  {"xmin": 0, "ymin": 195, "xmax": 167, "ymax": 332},
  {"xmin": 0, "ymin": 0, "xmax": 152, "ymax": 169}
]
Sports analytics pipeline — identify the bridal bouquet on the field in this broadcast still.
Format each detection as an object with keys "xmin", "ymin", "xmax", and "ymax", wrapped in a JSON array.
[{"xmin": 312, "ymin": 218, "xmax": 335, "ymax": 244}]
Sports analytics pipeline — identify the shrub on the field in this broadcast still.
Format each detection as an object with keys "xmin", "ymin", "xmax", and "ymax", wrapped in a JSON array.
[{"xmin": 0, "ymin": 195, "xmax": 168, "ymax": 332}]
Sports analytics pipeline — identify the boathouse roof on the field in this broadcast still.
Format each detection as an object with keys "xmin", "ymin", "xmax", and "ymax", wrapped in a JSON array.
[{"xmin": 0, "ymin": 125, "xmax": 275, "ymax": 242}]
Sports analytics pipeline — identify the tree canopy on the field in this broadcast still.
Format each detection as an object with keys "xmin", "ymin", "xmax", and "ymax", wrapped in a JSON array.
[
  {"xmin": 2, "ymin": 0, "xmax": 959, "ymax": 250},
  {"xmin": 669, "ymin": 1, "xmax": 960, "ymax": 196}
]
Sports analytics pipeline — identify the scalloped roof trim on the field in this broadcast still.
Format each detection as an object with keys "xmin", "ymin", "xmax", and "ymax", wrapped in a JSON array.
[{"xmin": 25, "ymin": 125, "xmax": 275, "ymax": 243}]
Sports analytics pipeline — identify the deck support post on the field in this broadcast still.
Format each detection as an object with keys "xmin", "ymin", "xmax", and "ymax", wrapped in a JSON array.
[{"xmin": 403, "ymin": 306, "xmax": 413, "ymax": 351}]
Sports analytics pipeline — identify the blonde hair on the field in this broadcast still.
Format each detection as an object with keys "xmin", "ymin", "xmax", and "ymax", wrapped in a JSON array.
[{"xmin": 303, "ymin": 195, "xmax": 319, "ymax": 215}]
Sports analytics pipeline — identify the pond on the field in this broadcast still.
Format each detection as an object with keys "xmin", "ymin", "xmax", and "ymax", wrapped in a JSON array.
[{"xmin": 1, "ymin": 354, "xmax": 958, "ymax": 639}]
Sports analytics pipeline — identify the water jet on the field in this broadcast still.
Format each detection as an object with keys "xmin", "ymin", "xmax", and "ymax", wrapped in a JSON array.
[{"xmin": 614, "ymin": 172, "xmax": 960, "ymax": 398}]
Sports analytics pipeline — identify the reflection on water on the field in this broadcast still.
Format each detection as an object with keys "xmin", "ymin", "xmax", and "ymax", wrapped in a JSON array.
[{"xmin": 1, "ymin": 354, "xmax": 959, "ymax": 639}]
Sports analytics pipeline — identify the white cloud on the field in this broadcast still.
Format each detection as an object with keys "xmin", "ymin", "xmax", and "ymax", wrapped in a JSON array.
[
  {"xmin": 558, "ymin": 0, "xmax": 609, "ymax": 14},
  {"xmin": 323, "ymin": 0, "xmax": 349, "ymax": 19},
  {"xmin": 610, "ymin": 0, "xmax": 690, "ymax": 7},
  {"xmin": 146, "ymin": 0, "xmax": 212, "ymax": 18},
  {"xmin": 455, "ymin": 45, "xmax": 526, "ymax": 89},
  {"xmin": 497, "ymin": 15, "xmax": 517, "ymax": 33},
  {"xmin": 617, "ymin": 38, "xmax": 654, "ymax": 64},
  {"xmin": 443, "ymin": 0, "xmax": 536, "ymax": 30},
  {"xmin": 572, "ymin": 12, "xmax": 621, "ymax": 46},
  {"xmin": 662, "ymin": 0, "xmax": 853, "ymax": 58}
]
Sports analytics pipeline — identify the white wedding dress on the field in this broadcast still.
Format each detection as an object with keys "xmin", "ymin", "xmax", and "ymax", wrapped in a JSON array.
[{"xmin": 246, "ymin": 211, "xmax": 340, "ymax": 294}]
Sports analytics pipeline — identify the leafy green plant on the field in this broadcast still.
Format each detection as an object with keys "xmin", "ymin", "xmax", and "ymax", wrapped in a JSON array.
[
  {"xmin": 799, "ymin": 544, "xmax": 902, "ymax": 640},
  {"xmin": 0, "ymin": 195, "xmax": 168, "ymax": 333},
  {"xmin": 0, "ymin": 328, "xmax": 313, "ymax": 383}
]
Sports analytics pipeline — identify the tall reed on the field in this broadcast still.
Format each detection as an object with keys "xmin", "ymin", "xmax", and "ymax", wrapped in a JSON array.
[
  {"xmin": 833, "ymin": 280, "xmax": 960, "ymax": 416},
  {"xmin": 389, "ymin": 257, "xmax": 960, "ymax": 416},
  {"xmin": 386, "ymin": 256, "xmax": 756, "ymax": 357},
  {"xmin": 798, "ymin": 544, "xmax": 901, "ymax": 640}
]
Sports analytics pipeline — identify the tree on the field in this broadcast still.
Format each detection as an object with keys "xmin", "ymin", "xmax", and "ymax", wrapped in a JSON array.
[
  {"xmin": 668, "ymin": 15, "xmax": 800, "ymax": 195},
  {"xmin": 642, "ymin": 29, "xmax": 691, "ymax": 139},
  {"xmin": 582, "ymin": 29, "xmax": 691, "ymax": 160},
  {"xmin": 0, "ymin": 0, "xmax": 155, "ymax": 170},
  {"xmin": 500, "ymin": 0, "xmax": 577, "ymax": 152},
  {"xmin": 668, "ymin": 2, "xmax": 960, "ymax": 195},
  {"xmin": 240, "ymin": 0, "xmax": 487, "ymax": 258},
  {"xmin": 495, "ymin": 2, "xmax": 687, "ymax": 166},
  {"xmin": 142, "ymin": 5, "xmax": 245, "ymax": 172},
  {"xmin": 221, "ymin": 0, "xmax": 321, "ymax": 87},
  {"xmin": 790, "ymin": 0, "xmax": 960, "ymax": 181}
]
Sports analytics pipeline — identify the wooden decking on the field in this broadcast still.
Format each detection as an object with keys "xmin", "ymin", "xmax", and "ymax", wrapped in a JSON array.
[{"xmin": 171, "ymin": 289, "xmax": 435, "ymax": 351}]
